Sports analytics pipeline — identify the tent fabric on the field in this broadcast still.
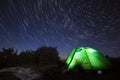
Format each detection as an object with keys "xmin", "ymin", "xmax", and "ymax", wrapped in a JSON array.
[{"xmin": 65, "ymin": 47, "xmax": 111, "ymax": 70}]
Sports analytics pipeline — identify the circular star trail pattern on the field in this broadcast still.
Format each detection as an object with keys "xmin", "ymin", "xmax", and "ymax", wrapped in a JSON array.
[{"xmin": 0, "ymin": 0, "xmax": 120, "ymax": 57}]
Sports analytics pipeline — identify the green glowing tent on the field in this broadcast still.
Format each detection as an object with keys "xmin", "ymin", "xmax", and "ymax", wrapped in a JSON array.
[{"xmin": 65, "ymin": 47, "xmax": 111, "ymax": 70}]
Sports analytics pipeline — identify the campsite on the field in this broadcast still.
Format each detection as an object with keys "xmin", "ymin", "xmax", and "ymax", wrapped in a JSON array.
[{"xmin": 0, "ymin": 46, "xmax": 120, "ymax": 80}]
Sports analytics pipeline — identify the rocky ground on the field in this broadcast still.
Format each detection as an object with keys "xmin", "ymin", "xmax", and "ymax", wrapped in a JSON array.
[
  {"xmin": 0, "ymin": 67, "xmax": 42, "ymax": 80},
  {"xmin": 0, "ymin": 58, "xmax": 120, "ymax": 80},
  {"xmin": 0, "ymin": 66, "xmax": 120, "ymax": 80}
]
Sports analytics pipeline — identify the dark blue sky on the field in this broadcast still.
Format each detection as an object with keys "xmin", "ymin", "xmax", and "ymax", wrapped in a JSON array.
[{"xmin": 0, "ymin": 0, "xmax": 120, "ymax": 57}]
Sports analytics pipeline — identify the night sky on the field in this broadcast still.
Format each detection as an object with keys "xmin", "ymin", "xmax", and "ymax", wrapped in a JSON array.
[{"xmin": 0, "ymin": 0, "xmax": 120, "ymax": 58}]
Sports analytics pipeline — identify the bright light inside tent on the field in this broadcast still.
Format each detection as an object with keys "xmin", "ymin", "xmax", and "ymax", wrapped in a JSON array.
[
  {"xmin": 86, "ymin": 47, "xmax": 97, "ymax": 53},
  {"xmin": 74, "ymin": 52, "xmax": 82, "ymax": 59}
]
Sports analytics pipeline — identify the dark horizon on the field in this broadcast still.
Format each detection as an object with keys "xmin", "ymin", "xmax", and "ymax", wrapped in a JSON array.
[{"xmin": 0, "ymin": 0, "xmax": 120, "ymax": 57}]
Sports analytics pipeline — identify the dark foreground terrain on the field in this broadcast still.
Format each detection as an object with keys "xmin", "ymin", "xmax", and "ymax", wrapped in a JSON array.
[
  {"xmin": 33, "ymin": 57, "xmax": 120, "ymax": 80},
  {"xmin": 0, "ymin": 57, "xmax": 120, "ymax": 80}
]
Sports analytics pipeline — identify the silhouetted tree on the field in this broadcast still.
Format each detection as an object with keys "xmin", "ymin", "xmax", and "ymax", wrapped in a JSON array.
[
  {"xmin": 19, "ymin": 50, "xmax": 34, "ymax": 65},
  {"xmin": 0, "ymin": 48, "xmax": 17, "ymax": 68},
  {"xmin": 34, "ymin": 46, "xmax": 60, "ymax": 65}
]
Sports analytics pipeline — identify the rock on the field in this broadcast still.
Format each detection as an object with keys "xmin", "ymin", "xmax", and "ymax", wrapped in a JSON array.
[
  {"xmin": 0, "ymin": 67, "xmax": 42, "ymax": 80},
  {"xmin": 0, "ymin": 71, "xmax": 20, "ymax": 80}
]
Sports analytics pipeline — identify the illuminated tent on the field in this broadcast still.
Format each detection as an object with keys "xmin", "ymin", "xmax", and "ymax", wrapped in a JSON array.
[{"xmin": 65, "ymin": 47, "xmax": 111, "ymax": 70}]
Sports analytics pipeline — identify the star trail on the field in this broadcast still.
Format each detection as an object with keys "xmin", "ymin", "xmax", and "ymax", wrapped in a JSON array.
[{"xmin": 0, "ymin": 0, "xmax": 120, "ymax": 57}]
